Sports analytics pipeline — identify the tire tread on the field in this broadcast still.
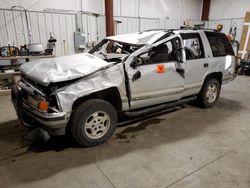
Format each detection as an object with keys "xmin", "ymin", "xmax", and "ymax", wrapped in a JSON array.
[
  {"xmin": 197, "ymin": 78, "xmax": 221, "ymax": 108},
  {"xmin": 69, "ymin": 99, "xmax": 117, "ymax": 147}
]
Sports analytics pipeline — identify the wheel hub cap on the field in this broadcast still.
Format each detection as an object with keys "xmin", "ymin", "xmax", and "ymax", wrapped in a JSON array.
[
  {"xmin": 206, "ymin": 84, "xmax": 217, "ymax": 103},
  {"xmin": 84, "ymin": 111, "xmax": 110, "ymax": 139}
]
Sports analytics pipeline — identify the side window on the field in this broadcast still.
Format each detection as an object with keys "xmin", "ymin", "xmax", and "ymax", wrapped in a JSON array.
[
  {"xmin": 205, "ymin": 32, "xmax": 235, "ymax": 57},
  {"xmin": 148, "ymin": 38, "xmax": 180, "ymax": 63},
  {"xmin": 181, "ymin": 33, "xmax": 205, "ymax": 60}
]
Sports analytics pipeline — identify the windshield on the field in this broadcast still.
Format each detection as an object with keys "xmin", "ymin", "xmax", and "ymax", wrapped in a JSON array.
[{"xmin": 89, "ymin": 39, "xmax": 142, "ymax": 63}]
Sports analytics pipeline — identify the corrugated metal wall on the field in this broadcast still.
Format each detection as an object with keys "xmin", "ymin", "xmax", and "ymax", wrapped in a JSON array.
[
  {"xmin": 0, "ymin": 8, "xmax": 160, "ymax": 56},
  {"xmin": 0, "ymin": 9, "xmax": 76, "ymax": 56},
  {"xmin": 114, "ymin": 16, "xmax": 160, "ymax": 35}
]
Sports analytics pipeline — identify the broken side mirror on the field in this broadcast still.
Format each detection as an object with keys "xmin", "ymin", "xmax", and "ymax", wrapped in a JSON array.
[
  {"xmin": 130, "ymin": 56, "xmax": 144, "ymax": 69},
  {"xmin": 130, "ymin": 57, "xmax": 138, "ymax": 69},
  {"xmin": 132, "ymin": 70, "xmax": 141, "ymax": 81}
]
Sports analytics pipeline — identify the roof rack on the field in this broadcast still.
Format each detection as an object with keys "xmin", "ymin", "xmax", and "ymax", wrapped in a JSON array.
[
  {"xmin": 196, "ymin": 28, "xmax": 218, "ymax": 32},
  {"xmin": 179, "ymin": 26, "xmax": 218, "ymax": 32},
  {"xmin": 140, "ymin": 27, "xmax": 218, "ymax": 34}
]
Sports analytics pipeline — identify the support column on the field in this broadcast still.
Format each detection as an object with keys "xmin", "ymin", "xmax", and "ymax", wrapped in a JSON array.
[
  {"xmin": 105, "ymin": 0, "xmax": 114, "ymax": 37},
  {"xmin": 201, "ymin": 0, "xmax": 211, "ymax": 21}
]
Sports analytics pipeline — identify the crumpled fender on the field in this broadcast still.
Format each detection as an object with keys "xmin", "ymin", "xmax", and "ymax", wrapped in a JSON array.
[{"xmin": 55, "ymin": 64, "xmax": 124, "ymax": 112}]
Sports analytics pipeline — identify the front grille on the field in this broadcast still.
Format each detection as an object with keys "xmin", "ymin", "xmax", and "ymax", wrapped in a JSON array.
[
  {"xmin": 20, "ymin": 74, "xmax": 59, "ymax": 111},
  {"xmin": 21, "ymin": 74, "xmax": 47, "ymax": 93}
]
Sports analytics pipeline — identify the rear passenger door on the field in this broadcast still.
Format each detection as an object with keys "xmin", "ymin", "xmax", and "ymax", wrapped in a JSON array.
[{"xmin": 181, "ymin": 32, "xmax": 208, "ymax": 96}]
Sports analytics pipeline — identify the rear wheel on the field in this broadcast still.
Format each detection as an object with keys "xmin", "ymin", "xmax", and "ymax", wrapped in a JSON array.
[
  {"xmin": 69, "ymin": 99, "xmax": 117, "ymax": 147},
  {"xmin": 197, "ymin": 78, "xmax": 221, "ymax": 108}
]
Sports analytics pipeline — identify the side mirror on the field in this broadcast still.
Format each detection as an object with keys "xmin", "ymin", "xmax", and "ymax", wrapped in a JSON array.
[
  {"xmin": 130, "ymin": 56, "xmax": 145, "ymax": 69},
  {"xmin": 130, "ymin": 57, "xmax": 138, "ymax": 69}
]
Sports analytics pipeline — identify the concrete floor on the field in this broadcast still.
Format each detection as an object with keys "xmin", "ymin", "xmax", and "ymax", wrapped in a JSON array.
[{"xmin": 0, "ymin": 76, "xmax": 250, "ymax": 188}]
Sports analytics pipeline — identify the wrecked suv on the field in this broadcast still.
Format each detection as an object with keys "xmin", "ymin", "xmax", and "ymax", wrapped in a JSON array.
[{"xmin": 12, "ymin": 29, "xmax": 236, "ymax": 146}]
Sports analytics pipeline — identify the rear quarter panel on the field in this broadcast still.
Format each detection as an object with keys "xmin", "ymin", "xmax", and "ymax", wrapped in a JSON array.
[{"xmin": 199, "ymin": 31, "xmax": 235, "ymax": 85}]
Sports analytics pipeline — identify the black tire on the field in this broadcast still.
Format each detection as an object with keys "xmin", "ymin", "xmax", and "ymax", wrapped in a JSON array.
[
  {"xmin": 197, "ymin": 78, "xmax": 221, "ymax": 108},
  {"xmin": 69, "ymin": 99, "xmax": 117, "ymax": 147}
]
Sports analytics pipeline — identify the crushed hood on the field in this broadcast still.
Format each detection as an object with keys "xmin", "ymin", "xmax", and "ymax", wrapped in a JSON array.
[{"xmin": 20, "ymin": 53, "xmax": 111, "ymax": 86}]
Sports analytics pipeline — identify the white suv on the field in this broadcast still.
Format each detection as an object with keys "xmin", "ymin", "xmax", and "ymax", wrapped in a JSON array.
[{"xmin": 12, "ymin": 29, "xmax": 236, "ymax": 146}]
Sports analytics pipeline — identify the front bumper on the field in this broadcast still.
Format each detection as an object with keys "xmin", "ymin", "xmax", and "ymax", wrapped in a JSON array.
[{"xmin": 11, "ymin": 85, "xmax": 68, "ymax": 135}]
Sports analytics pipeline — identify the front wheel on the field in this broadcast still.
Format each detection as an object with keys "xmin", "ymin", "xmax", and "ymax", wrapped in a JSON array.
[
  {"xmin": 69, "ymin": 99, "xmax": 117, "ymax": 147},
  {"xmin": 197, "ymin": 78, "xmax": 221, "ymax": 108}
]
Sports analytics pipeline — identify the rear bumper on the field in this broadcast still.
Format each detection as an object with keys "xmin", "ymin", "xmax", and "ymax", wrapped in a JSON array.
[
  {"xmin": 222, "ymin": 73, "xmax": 237, "ymax": 85},
  {"xmin": 11, "ymin": 85, "xmax": 68, "ymax": 135}
]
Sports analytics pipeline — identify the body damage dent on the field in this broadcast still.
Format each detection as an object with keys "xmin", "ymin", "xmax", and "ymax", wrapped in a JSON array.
[
  {"xmin": 20, "ymin": 53, "xmax": 113, "ymax": 86},
  {"xmin": 55, "ymin": 65, "xmax": 124, "ymax": 112}
]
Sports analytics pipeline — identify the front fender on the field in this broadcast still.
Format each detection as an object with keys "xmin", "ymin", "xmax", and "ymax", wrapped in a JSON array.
[{"xmin": 55, "ymin": 65, "xmax": 124, "ymax": 112}]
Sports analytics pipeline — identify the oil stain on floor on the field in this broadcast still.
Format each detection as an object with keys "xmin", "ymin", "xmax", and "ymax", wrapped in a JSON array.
[{"xmin": 115, "ymin": 118, "xmax": 165, "ymax": 143}]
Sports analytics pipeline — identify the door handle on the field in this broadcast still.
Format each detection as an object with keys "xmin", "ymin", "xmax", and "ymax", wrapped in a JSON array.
[
  {"xmin": 204, "ymin": 63, "xmax": 209, "ymax": 68},
  {"xmin": 132, "ymin": 70, "xmax": 141, "ymax": 81}
]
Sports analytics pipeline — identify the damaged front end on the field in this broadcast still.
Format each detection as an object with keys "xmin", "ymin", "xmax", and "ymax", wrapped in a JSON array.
[
  {"xmin": 11, "ymin": 75, "xmax": 71, "ymax": 135},
  {"xmin": 11, "ymin": 53, "xmax": 125, "ymax": 135}
]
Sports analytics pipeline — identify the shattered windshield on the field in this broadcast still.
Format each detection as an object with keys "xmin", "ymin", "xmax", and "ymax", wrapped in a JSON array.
[{"xmin": 89, "ymin": 39, "xmax": 142, "ymax": 63}]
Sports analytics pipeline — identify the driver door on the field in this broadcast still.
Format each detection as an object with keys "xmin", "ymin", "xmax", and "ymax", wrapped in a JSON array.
[{"xmin": 126, "ymin": 37, "xmax": 185, "ymax": 109}]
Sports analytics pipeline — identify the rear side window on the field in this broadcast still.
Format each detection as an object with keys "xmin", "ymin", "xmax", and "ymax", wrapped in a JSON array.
[{"xmin": 205, "ymin": 32, "xmax": 235, "ymax": 57}]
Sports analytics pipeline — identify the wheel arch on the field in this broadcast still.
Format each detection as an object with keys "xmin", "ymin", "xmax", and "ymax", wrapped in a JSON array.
[
  {"xmin": 72, "ymin": 87, "xmax": 123, "ymax": 112},
  {"xmin": 204, "ymin": 72, "xmax": 223, "ymax": 85},
  {"xmin": 198, "ymin": 72, "xmax": 223, "ymax": 94}
]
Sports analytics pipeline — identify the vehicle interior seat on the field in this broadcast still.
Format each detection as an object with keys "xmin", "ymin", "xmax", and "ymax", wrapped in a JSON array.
[
  {"xmin": 150, "ymin": 44, "xmax": 170, "ymax": 62},
  {"xmin": 184, "ymin": 46, "xmax": 196, "ymax": 60}
]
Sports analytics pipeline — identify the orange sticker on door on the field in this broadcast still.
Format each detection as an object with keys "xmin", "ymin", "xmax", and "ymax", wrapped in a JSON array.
[{"xmin": 156, "ymin": 64, "xmax": 165, "ymax": 73}]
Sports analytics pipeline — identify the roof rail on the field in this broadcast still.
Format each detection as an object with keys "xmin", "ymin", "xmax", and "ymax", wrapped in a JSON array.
[
  {"xmin": 140, "ymin": 27, "xmax": 218, "ymax": 34},
  {"xmin": 179, "ymin": 25, "xmax": 218, "ymax": 32},
  {"xmin": 195, "ymin": 28, "xmax": 218, "ymax": 32},
  {"xmin": 139, "ymin": 29, "xmax": 173, "ymax": 34}
]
